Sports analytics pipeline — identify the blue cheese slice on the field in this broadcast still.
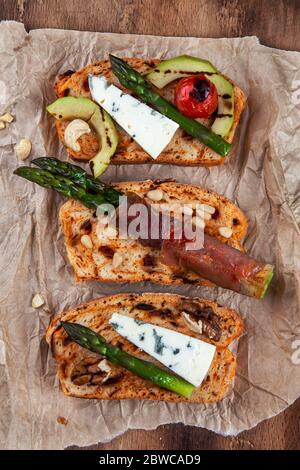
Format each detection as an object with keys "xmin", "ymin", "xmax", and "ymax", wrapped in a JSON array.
[
  {"xmin": 109, "ymin": 313, "xmax": 216, "ymax": 387},
  {"xmin": 88, "ymin": 75, "xmax": 179, "ymax": 159}
]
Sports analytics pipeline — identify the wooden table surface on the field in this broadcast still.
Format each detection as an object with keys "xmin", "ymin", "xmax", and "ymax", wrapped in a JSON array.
[{"xmin": 2, "ymin": 0, "xmax": 300, "ymax": 451}]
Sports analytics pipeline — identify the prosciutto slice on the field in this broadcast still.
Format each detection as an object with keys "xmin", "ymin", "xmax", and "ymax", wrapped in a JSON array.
[
  {"xmin": 160, "ymin": 236, "xmax": 273, "ymax": 298},
  {"xmin": 118, "ymin": 194, "xmax": 274, "ymax": 298}
]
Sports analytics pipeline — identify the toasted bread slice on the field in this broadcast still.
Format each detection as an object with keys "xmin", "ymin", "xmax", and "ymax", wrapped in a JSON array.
[
  {"xmin": 54, "ymin": 58, "xmax": 246, "ymax": 166},
  {"xmin": 59, "ymin": 180, "xmax": 248, "ymax": 287},
  {"xmin": 46, "ymin": 293, "xmax": 243, "ymax": 402}
]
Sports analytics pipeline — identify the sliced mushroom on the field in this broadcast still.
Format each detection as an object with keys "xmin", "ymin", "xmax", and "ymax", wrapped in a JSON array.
[
  {"xmin": 180, "ymin": 300, "xmax": 200, "ymax": 315},
  {"xmin": 90, "ymin": 359, "xmax": 124, "ymax": 385},
  {"xmin": 97, "ymin": 359, "xmax": 113, "ymax": 384},
  {"xmin": 181, "ymin": 311, "xmax": 222, "ymax": 341},
  {"xmin": 82, "ymin": 352, "xmax": 101, "ymax": 365},
  {"xmin": 91, "ymin": 375, "xmax": 106, "ymax": 385},
  {"xmin": 181, "ymin": 301, "xmax": 217, "ymax": 319},
  {"xmin": 87, "ymin": 363, "xmax": 102, "ymax": 374},
  {"xmin": 73, "ymin": 374, "xmax": 92, "ymax": 386},
  {"xmin": 180, "ymin": 301, "xmax": 222, "ymax": 341},
  {"xmin": 103, "ymin": 373, "xmax": 124, "ymax": 385},
  {"xmin": 72, "ymin": 364, "xmax": 88, "ymax": 378},
  {"xmin": 98, "ymin": 359, "xmax": 111, "ymax": 374},
  {"xmin": 181, "ymin": 311, "xmax": 203, "ymax": 334},
  {"xmin": 202, "ymin": 320, "xmax": 222, "ymax": 341}
]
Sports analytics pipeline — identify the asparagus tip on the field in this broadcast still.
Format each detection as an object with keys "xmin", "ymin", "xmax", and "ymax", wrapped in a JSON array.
[
  {"xmin": 109, "ymin": 54, "xmax": 123, "ymax": 66},
  {"xmin": 60, "ymin": 320, "xmax": 73, "ymax": 334},
  {"xmin": 31, "ymin": 157, "xmax": 43, "ymax": 165},
  {"xmin": 61, "ymin": 320, "xmax": 79, "ymax": 333},
  {"xmin": 13, "ymin": 167, "xmax": 28, "ymax": 176}
]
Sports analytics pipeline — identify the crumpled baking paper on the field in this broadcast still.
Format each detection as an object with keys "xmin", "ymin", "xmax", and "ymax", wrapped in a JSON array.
[{"xmin": 0, "ymin": 21, "xmax": 300, "ymax": 450}]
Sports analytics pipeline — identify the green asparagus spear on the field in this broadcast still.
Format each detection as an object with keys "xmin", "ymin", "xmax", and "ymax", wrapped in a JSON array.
[
  {"xmin": 61, "ymin": 321, "xmax": 195, "ymax": 398},
  {"xmin": 13, "ymin": 167, "xmax": 107, "ymax": 209},
  {"xmin": 109, "ymin": 54, "xmax": 232, "ymax": 158},
  {"xmin": 32, "ymin": 157, "xmax": 122, "ymax": 207}
]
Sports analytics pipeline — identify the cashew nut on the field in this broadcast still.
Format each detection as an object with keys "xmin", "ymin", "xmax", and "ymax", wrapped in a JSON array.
[
  {"xmin": 64, "ymin": 119, "xmax": 91, "ymax": 152},
  {"xmin": 15, "ymin": 138, "xmax": 32, "ymax": 160}
]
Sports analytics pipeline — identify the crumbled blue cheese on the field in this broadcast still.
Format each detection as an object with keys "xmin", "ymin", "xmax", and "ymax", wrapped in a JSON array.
[
  {"xmin": 109, "ymin": 313, "xmax": 216, "ymax": 387},
  {"xmin": 89, "ymin": 75, "xmax": 179, "ymax": 159}
]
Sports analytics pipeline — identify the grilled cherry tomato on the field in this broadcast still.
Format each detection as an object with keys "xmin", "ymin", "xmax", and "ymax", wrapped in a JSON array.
[{"xmin": 174, "ymin": 75, "xmax": 218, "ymax": 119}]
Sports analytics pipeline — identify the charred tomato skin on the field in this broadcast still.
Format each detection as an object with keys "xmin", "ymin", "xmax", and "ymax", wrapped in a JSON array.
[{"xmin": 174, "ymin": 75, "xmax": 218, "ymax": 119}]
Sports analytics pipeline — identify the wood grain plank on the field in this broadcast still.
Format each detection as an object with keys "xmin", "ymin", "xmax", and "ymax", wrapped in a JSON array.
[
  {"xmin": 1, "ymin": 0, "xmax": 299, "ymax": 50},
  {"xmin": 1, "ymin": 0, "xmax": 300, "ymax": 451},
  {"xmin": 0, "ymin": 0, "xmax": 19, "ymax": 21},
  {"xmin": 70, "ymin": 397, "xmax": 300, "ymax": 450}
]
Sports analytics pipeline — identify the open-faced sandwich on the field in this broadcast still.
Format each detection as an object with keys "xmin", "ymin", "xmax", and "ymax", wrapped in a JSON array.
[
  {"xmin": 60, "ymin": 179, "xmax": 247, "ymax": 285},
  {"xmin": 14, "ymin": 158, "xmax": 274, "ymax": 298},
  {"xmin": 46, "ymin": 293, "xmax": 243, "ymax": 402},
  {"xmin": 47, "ymin": 55, "xmax": 246, "ymax": 176}
]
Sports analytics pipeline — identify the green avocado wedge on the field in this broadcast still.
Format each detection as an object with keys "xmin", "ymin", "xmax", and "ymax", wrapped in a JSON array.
[
  {"xmin": 146, "ymin": 55, "xmax": 218, "ymax": 88},
  {"xmin": 146, "ymin": 55, "xmax": 234, "ymax": 138},
  {"xmin": 47, "ymin": 97, "xmax": 118, "ymax": 178},
  {"xmin": 47, "ymin": 96, "xmax": 97, "ymax": 120}
]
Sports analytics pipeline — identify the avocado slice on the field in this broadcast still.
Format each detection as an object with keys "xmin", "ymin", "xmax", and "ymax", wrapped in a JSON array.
[
  {"xmin": 207, "ymin": 74, "xmax": 234, "ymax": 138},
  {"xmin": 88, "ymin": 107, "xmax": 118, "ymax": 177},
  {"xmin": 47, "ymin": 97, "xmax": 118, "ymax": 178},
  {"xmin": 146, "ymin": 55, "xmax": 234, "ymax": 138},
  {"xmin": 47, "ymin": 96, "xmax": 97, "ymax": 120},
  {"xmin": 147, "ymin": 55, "xmax": 217, "ymax": 88}
]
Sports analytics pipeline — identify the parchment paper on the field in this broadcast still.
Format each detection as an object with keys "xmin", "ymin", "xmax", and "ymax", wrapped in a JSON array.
[{"xmin": 1, "ymin": 21, "xmax": 300, "ymax": 450}]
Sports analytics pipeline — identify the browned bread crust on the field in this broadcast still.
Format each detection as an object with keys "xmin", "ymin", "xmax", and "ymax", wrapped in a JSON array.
[
  {"xmin": 54, "ymin": 58, "xmax": 246, "ymax": 166},
  {"xmin": 46, "ymin": 293, "xmax": 243, "ymax": 402},
  {"xmin": 59, "ymin": 180, "xmax": 248, "ymax": 287}
]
